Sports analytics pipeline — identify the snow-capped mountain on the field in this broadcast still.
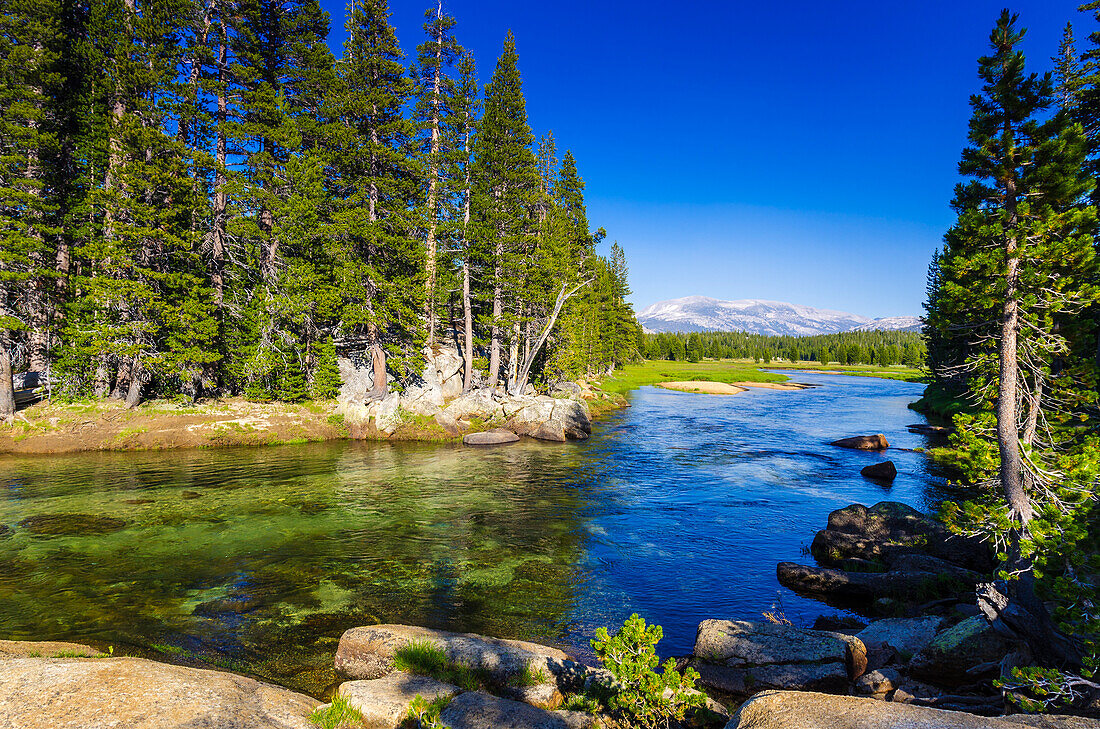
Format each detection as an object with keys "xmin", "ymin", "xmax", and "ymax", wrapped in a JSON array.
[
  {"xmin": 637, "ymin": 296, "xmax": 876, "ymax": 336},
  {"xmin": 850, "ymin": 316, "xmax": 923, "ymax": 333}
]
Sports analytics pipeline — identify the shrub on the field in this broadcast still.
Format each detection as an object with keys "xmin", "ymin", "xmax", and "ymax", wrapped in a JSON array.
[{"xmin": 591, "ymin": 614, "xmax": 704, "ymax": 729}]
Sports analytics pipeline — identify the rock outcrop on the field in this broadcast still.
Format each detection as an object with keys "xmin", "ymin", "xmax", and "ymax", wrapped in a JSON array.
[
  {"xmin": 337, "ymin": 346, "xmax": 592, "ymax": 441},
  {"xmin": 809, "ymin": 502, "xmax": 993, "ymax": 573},
  {"xmin": 689, "ymin": 620, "xmax": 865, "ymax": 697},
  {"xmin": 0, "ymin": 657, "xmax": 317, "ymax": 729},
  {"xmin": 724, "ymin": 690, "xmax": 1099, "ymax": 729}
]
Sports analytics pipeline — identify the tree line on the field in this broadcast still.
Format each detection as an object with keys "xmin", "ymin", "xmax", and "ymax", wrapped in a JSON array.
[
  {"xmin": 642, "ymin": 330, "xmax": 926, "ymax": 368},
  {"xmin": 923, "ymin": 8, "xmax": 1099, "ymax": 710},
  {"xmin": 0, "ymin": 0, "xmax": 642, "ymax": 417}
]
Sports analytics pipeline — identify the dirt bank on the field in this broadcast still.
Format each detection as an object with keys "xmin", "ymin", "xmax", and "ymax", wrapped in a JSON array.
[{"xmin": 1, "ymin": 398, "xmax": 348, "ymax": 455}]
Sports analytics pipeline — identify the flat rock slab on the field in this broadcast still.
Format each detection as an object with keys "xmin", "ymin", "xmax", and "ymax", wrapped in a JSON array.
[
  {"xmin": 830, "ymin": 434, "xmax": 889, "ymax": 450},
  {"xmin": 439, "ymin": 691, "xmax": 595, "ymax": 729},
  {"xmin": 338, "ymin": 673, "xmax": 460, "ymax": 728},
  {"xmin": 0, "ymin": 639, "xmax": 104, "ymax": 660},
  {"xmin": 857, "ymin": 617, "xmax": 944, "ymax": 657},
  {"xmin": 724, "ymin": 690, "xmax": 1100, "ymax": 729},
  {"xmin": 463, "ymin": 429, "xmax": 520, "ymax": 445},
  {"xmin": 0, "ymin": 657, "xmax": 317, "ymax": 729},
  {"xmin": 694, "ymin": 619, "xmax": 863, "ymax": 672},
  {"xmin": 335, "ymin": 625, "xmax": 581, "ymax": 689}
]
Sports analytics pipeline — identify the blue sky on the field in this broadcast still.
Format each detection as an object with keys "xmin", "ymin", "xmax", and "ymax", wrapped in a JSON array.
[{"xmin": 319, "ymin": 0, "xmax": 1083, "ymax": 317}]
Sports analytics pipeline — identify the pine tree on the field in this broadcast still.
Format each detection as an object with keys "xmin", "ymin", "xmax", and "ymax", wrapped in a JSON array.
[
  {"xmin": 411, "ymin": 1, "xmax": 461, "ymax": 345},
  {"xmin": 327, "ymin": 0, "xmax": 422, "ymax": 397},
  {"xmin": 0, "ymin": 0, "xmax": 63, "ymax": 418},
  {"xmin": 470, "ymin": 30, "xmax": 539, "ymax": 389},
  {"xmin": 934, "ymin": 10, "xmax": 1099, "ymax": 676},
  {"xmin": 446, "ymin": 52, "xmax": 479, "ymax": 391}
]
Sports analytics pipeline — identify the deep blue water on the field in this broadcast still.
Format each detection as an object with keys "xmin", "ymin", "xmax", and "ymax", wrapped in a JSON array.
[{"xmin": 0, "ymin": 372, "xmax": 944, "ymax": 695}]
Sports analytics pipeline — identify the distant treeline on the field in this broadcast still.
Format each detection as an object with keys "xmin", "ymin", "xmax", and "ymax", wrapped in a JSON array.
[{"xmin": 641, "ymin": 330, "xmax": 926, "ymax": 367}]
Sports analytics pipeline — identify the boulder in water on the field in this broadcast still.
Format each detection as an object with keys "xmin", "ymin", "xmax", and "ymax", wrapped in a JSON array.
[
  {"xmin": 860, "ymin": 461, "xmax": 897, "ymax": 481},
  {"xmin": 830, "ymin": 434, "xmax": 889, "ymax": 450}
]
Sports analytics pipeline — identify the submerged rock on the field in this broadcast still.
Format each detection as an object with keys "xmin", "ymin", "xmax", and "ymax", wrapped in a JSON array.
[
  {"xmin": 0, "ymin": 657, "xmax": 317, "ymax": 729},
  {"xmin": 337, "ymin": 673, "xmax": 460, "ymax": 729},
  {"xmin": 0, "ymin": 640, "xmax": 104, "ymax": 660},
  {"xmin": 0, "ymin": 525, "xmax": 11, "ymax": 539},
  {"xmin": 830, "ymin": 434, "xmax": 889, "ymax": 450},
  {"xmin": 463, "ymin": 429, "xmax": 520, "ymax": 446},
  {"xmin": 19, "ymin": 513, "xmax": 128, "ymax": 536}
]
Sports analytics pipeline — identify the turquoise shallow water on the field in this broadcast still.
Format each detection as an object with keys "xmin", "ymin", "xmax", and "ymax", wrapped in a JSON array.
[{"xmin": 0, "ymin": 373, "xmax": 946, "ymax": 695}]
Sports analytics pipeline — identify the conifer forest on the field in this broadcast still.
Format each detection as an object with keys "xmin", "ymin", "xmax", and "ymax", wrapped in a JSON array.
[{"xmin": 0, "ymin": 0, "xmax": 641, "ymax": 416}]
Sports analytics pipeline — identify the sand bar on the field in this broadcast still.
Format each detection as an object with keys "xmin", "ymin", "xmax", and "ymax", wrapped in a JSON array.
[
  {"xmin": 730, "ymin": 381, "xmax": 809, "ymax": 391},
  {"xmin": 655, "ymin": 381, "xmax": 748, "ymax": 395}
]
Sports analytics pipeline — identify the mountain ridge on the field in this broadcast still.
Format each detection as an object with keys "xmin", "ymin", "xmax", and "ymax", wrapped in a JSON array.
[{"xmin": 637, "ymin": 296, "xmax": 921, "ymax": 336}]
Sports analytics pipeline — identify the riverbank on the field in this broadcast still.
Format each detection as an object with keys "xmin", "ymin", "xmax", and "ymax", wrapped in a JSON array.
[{"xmin": 0, "ymin": 397, "xmax": 350, "ymax": 455}]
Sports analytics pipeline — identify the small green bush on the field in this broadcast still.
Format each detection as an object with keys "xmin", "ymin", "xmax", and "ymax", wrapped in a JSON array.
[{"xmin": 591, "ymin": 614, "xmax": 703, "ymax": 729}]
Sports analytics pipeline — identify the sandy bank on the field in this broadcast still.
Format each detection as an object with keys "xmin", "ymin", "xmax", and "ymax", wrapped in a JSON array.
[
  {"xmin": 656, "ymin": 381, "xmax": 748, "ymax": 395},
  {"xmin": 731, "ymin": 381, "xmax": 810, "ymax": 391}
]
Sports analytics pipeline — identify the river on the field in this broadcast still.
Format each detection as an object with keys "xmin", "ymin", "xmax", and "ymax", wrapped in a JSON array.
[{"xmin": 0, "ymin": 372, "xmax": 947, "ymax": 696}]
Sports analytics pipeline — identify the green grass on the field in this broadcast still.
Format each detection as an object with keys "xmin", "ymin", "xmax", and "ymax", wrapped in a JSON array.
[
  {"xmin": 599, "ymin": 360, "xmax": 787, "ymax": 395},
  {"xmin": 310, "ymin": 694, "xmax": 365, "ymax": 729},
  {"xmin": 599, "ymin": 359, "xmax": 925, "ymax": 396},
  {"xmin": 509, "ymin": 663, "xmax": 551, "ymax": 687},
  {"xmin": 560, "ymin": 692, "xmax": 601, "ymax": 714},
  {"xmin": 392, "ymin": 640, "xmax": 486, "ymax": 691},
  {"xmin": 403, "ymin": 694, "xmax": 452, "ymax": 728}
]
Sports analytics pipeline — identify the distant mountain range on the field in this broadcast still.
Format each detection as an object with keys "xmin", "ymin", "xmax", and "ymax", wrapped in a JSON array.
[{"xmin": 636, "ymin": 296, "xmax": 922, "ymax": 336}]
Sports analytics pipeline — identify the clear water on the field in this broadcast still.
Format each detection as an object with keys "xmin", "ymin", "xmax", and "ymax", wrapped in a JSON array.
[{"xmin": 0, "ymin": 373, "xmax": 946, "ymax": 696}]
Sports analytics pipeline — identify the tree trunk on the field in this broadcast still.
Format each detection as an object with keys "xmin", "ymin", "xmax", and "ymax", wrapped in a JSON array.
[
  {"xmin": 510, "ymin": 280, "xmax": 591, "ymax": 396},
  {"xmin": 125, "ymin": 357, "xmax": 146, "ymax": 408},
  {"xmin": 462, "ymin": 255, "xmax": 473, "ymax": 392},
  {"xmin": 488, "ymin": 242, "xmax": 503, "ymax": 389},
  {"xmin": 93, "ymin": 356, "xmax": 112, "ymax": 398},
  {"xmin": 212, "ymin": 18, "xmax": 228, "ymax": 309},
  {"xmin": 460, "ymin": 106, "xmax": 474, "ymax": 393},
  {"xmin": 996, "ymin": 178, "xmax": 1033, "ymax": 525},
  {"xmin": 423, "ymin": 2, "xmax": 444, "ymax": 345},
  {"xmin": 0, "ymin": 280, "xmax": 14, "ymax": 422}
]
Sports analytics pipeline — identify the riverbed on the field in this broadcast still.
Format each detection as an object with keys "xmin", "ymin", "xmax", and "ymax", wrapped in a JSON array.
[{"xmin": 0, "ymin": 372, "xmax": 947, "ymax": 696}]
